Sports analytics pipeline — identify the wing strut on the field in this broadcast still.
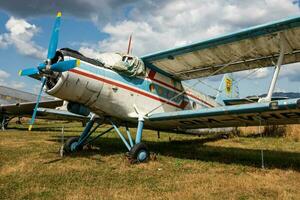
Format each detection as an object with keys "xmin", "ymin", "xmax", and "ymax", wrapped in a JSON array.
[{"xmin": 259, "ymin": 32, "xmax": 286, "ymax": 103}]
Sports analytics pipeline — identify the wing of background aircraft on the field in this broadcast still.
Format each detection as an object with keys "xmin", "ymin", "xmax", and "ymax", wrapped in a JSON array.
[
  {"xmin": 148, "ymin": 98, "xmax": 300, "ymax": 129},
  {"xmin": 0, "ymin": 100, "xmax": 88, "ymax": 128},
  {"xmin": 0, "ymin": 100, "xmax": 63, "ymax": 115},
  {"xmin": 142, "ymin": 16, "xmax": 300, "ymax": 80}
]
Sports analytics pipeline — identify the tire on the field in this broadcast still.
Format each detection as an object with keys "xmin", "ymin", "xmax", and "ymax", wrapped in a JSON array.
[
  {"xmin": 63, "ymin": 137, "xmax": 83, "ymax": 153},
  {"xmin": 129, "ymin": 143, "xmax": 150, "ymax": 163}
]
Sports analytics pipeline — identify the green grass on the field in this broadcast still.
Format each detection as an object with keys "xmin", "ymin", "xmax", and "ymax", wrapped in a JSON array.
[{"xmin": 0, "ymin": 121, "xmax": 300, "ymax": 199}]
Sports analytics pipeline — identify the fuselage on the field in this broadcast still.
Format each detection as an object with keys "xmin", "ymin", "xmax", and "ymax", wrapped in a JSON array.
[{"xmin": 45, "ymin": 49, "xmax": 220, "ymax": 130}]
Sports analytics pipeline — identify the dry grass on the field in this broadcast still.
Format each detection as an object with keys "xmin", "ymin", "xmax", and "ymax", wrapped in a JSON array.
[
  {"xmin": 239, "ymin": 125, "xmax": 300, "ymax": 142},
  {"xmin": 0, "ymin": 121, "xmax": 300, "ymax": 199}
]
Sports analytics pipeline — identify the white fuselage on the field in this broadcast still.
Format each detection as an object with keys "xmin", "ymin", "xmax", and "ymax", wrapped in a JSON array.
[{"xmin": 45, "ymin": 55, "xmax": 220, "ymax": 130}]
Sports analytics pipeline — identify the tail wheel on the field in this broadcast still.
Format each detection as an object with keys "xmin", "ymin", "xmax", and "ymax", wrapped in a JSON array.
[
  {"xmin": 129, "ymin": 143, "xmax": 149, "ymax": 163},
  {"xmin": 63, "ymin": 137, "xmax": 83, "ymax": 153}
]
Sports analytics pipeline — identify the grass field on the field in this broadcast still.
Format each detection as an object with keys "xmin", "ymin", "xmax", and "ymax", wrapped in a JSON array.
[{"xmin": 1, "ymin": 121, "xmax": 300, "ymax": 200}]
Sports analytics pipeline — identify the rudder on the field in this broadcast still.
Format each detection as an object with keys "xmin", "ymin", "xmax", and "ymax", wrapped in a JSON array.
[{"xmin": 215, "ymin": 73, "xmax": 239, "ymax": 105}]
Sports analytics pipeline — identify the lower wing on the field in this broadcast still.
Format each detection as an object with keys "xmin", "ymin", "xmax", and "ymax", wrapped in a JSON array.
[{"xmin": 148, "ymin": 98, "xmax": 300, "ymax": 129}]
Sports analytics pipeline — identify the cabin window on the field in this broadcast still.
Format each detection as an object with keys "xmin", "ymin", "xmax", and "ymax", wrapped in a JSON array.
[
  {"xmin": 192, "ymin": 101, "xmax": 197, "ymax": 109},
  {"xmin": 149, "ymin": 84, "xmax": 155, "ymax": 92}
]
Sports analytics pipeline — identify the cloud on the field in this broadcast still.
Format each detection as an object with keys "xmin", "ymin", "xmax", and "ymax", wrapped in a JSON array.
[
  {"xmin": 75, "ymin": 0, "xmax": 299, "ymax": 57},
  {"xmin": 0, "ymin": 69, "xmax": 10, "ymax": 79},
  {"xmin": 235, "ymin": 68, "xmax": 271, "ymax": 81},
  {"xmin": 1, "ymin": 0, "xmax": 298, "ymax": 56},
  {"xmin": 0, "ymin": 69, "xmax": 26, "ymax": 90},
  {"xmin": 78, "ymin": 47, "xmax": 104, "ymax": 59},
  {"xmin": 10, "ymin": 81, "xmax": 26, "ymax": 90},
  {"xmin": 0, "ymin": 0, "xmax": 299, "ymax": 82},
  {"xmin": 0, "ymin": 0, "xmax": 138, "ymax": 26},
  {"xmin": 280, "ymin": 63, "xmax": 300, "ymax": 82},
  {"xmin": 0, "ymin": 17, "xmax": 46, "ymax": 59},
  {"xmin": 72, "ymin": 0, "xmax": 300, "ymax": 83}
]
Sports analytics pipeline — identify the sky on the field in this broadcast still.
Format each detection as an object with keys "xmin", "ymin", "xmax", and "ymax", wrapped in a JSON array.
[{"xmin": 0, "ymin": 0, "xmax": 299, "ymax": 97}]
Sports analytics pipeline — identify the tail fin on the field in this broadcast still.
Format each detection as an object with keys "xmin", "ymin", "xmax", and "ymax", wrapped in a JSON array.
[{"xmin": 215, "ymin": 73, "xmax": 239, "ymax": 105}]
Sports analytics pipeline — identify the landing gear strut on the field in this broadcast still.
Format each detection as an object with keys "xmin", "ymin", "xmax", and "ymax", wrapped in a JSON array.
[
  {"xmin": 110, "ymin": 116, "xmax": 149, "ymax": 163},
  {"xmin": 62, "ymin": 114, "xmax": 150, "ymax": 163},
  {"xmin": 63, "ymin": 114, "xmax": 97, "ymax": 154}
]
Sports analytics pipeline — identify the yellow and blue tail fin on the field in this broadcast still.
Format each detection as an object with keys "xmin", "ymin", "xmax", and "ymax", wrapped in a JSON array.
[{"xmin": 215, "ymin": 73, "xmax": 239, "ymax": 105}]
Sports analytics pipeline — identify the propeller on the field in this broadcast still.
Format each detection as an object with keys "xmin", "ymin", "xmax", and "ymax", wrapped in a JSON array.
[
  {"xmin": 19, "ymin": 12, "xmax": 80, "ymax": 130},
  {"xmin": 28, "ymin": 77, "xmax": 46, "ymax": 131}
]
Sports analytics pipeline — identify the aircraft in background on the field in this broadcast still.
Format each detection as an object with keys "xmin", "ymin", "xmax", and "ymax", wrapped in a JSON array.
[
  {"xmin": 0, "ymin": 85, "xmax": 88, "ymax": 130},
  {"xmin": 19, "ymin": 12, "xmax": 300, "ymax": 163}
]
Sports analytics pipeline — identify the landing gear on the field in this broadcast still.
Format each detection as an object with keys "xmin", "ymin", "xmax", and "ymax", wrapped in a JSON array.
[
  {"xmin": 62, "ymin": 114, "xmax": 150, "ymax": 164},
  {"xmin": 129, "ymin": 143, "xmax": 150, "ymax": 163},
  {"xmin": 63, "ymin": 137, "xmax": 83, "ymax": 153},
  {"xmin": 63, "ymin": 114, "xmax": 97, "ymax": 154},
  {"xmin": 110, "ymin": 116, "xmax": 149, "ymax": 163}
]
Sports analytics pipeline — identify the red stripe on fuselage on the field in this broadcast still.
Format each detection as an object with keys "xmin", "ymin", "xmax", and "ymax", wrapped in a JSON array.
[{"xmin": 69, "ymin": 69, "xmax": 182, "ymax": 109}]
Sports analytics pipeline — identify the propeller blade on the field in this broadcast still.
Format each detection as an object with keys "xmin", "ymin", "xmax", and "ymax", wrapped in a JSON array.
[
  {"xmin": 18, "ymin": 68, "xmax": 39, "ymax": 76},
  {"xmin": 28, "ymin": 77, "xmax": 47, "ymax": 131},
  {"xmin": 47, "ymin": 12, "xmax": 62, "ymax": 60},
  {"xmin": 37, "ymin": 62, "xmax": 46, "ymax": 70},
  {"xmin": 50, "ymin": 59, "xmax": 80, "ymax": 72}
]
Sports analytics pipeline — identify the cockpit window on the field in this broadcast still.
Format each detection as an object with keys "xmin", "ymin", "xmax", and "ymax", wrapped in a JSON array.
[{"xmin": 112, "ymin": 54, "xmax": 146, "ymax": 77}]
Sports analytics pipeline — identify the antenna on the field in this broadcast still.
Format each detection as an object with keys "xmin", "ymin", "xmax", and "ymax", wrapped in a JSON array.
[{"xmin": 127, "ymin": 34, "xmax": 132, "ymax": 54}]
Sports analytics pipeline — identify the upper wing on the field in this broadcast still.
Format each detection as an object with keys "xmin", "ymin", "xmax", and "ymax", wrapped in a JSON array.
[
  {"xmin": 142, "ymin": 16, "xmax": 300, "ymax": 80},
  {"xmin": 148, "ymin": 98, "xmax": 300, "ymax": 130}
]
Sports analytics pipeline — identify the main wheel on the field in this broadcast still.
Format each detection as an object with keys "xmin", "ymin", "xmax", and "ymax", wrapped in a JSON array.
[
  {"xmin": 129, "ymin": 143, "xmax": 150, "ymax": 163},
  {"xmin": 63, "ymin": 137, "xmax": 83, "ymax": 153}
]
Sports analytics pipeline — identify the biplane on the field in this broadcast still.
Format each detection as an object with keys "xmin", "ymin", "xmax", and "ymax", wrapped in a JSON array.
[{"xmin": 19, "ymin": 12, "xmax": 300, "ymax": 162}]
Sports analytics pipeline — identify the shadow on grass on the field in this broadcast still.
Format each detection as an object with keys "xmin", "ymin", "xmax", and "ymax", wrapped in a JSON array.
[{"xmin": 47, "ymin": 134, "xmax": 300, "ymax": 171}]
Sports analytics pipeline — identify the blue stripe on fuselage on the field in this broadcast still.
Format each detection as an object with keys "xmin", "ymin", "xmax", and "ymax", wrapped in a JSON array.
[{"xmin": 78, "ymin": 63, "xmax": 209, "ymax": 107}]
